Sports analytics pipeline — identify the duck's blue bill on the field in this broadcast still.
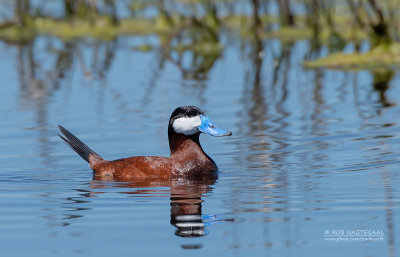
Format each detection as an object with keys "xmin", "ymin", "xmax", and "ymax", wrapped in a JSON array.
[{"xmin": 198, "ymin": 115, "xmax": 232, "ymax": 137}]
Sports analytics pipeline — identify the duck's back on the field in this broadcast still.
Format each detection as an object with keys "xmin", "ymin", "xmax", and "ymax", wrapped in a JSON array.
[{"xmin": 92, "ymin": 156, "xmax": 172, "ymax": 180}]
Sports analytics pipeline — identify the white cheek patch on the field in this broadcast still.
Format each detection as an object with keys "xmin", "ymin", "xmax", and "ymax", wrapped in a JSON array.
[{"xmin": 172, "ymin": 116, "xmax": 201, "ymax": 135}]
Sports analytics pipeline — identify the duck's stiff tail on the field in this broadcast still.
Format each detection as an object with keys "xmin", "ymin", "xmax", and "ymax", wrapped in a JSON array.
[{"xmin": 58, "ymin": 125, "xmax": 103, "ymax": 164}]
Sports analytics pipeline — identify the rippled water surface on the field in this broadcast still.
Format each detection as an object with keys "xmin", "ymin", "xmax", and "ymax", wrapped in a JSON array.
[{"xmin": 1, "ymin": 37, "xmax": 400, "ymax": 257}]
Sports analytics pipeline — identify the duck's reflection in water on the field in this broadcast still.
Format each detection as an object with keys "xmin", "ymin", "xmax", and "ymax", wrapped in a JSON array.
[
  {"xmin": 89, "ymin": 174, "xmax": 231, "ymax": 239},
  {"xmin": 169, "ymin": 177, "xmax": 213, "ymax": 237}
]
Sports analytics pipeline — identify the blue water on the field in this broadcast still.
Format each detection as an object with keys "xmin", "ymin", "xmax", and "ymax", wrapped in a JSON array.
[{"xmin": 1, "ymin": 36, "xmax": 400, "ymax": 257}]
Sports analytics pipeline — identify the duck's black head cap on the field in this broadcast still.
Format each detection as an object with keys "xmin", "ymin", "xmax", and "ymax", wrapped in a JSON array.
[{"xmin": 169, "ymin": 106, "xmax": 205, "ymax": 124}]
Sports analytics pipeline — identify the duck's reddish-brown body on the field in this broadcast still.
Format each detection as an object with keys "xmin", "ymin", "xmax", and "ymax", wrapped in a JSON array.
[{"xmin": 89, "ymin": 133, "xmax": 216, "ymax": 180}]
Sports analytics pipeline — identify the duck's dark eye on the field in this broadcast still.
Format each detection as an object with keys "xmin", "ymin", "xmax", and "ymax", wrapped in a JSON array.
[{"xmin": 211, "ymin": 125, "xmax": 215, "ymax": 128}]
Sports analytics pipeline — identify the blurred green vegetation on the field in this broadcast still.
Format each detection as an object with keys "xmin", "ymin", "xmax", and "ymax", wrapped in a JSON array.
[{"xmin": 1, "ymin": 0, "xmax": 400, "ymax": 69}]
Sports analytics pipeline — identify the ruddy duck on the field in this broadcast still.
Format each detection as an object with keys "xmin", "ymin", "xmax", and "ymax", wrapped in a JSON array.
[{"xmin": 58, "ymin": 106, "xmax": 232, "ymax": 179}]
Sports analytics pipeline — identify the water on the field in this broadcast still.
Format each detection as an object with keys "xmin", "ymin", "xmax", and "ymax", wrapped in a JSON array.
[{"xmin": 1, "ymin": 36, "xmax": 400, "ymax": 257}]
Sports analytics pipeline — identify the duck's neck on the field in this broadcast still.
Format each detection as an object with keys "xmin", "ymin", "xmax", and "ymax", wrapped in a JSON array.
[
  {"xmin": 168, "ymin": 131, "xmax": 217, "ymax": 173},
  {"xmin": 168, "ymin": 132, "xmax": 204, "ymax": 157}
]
